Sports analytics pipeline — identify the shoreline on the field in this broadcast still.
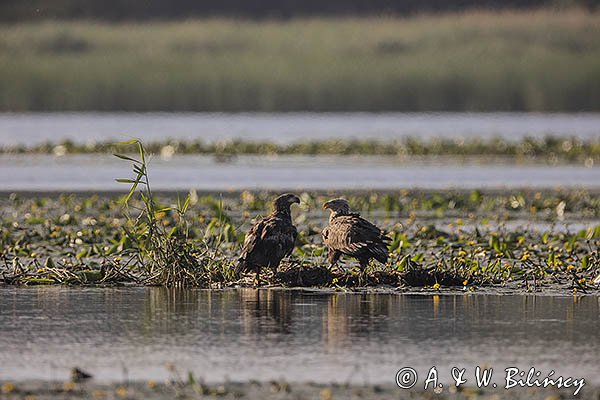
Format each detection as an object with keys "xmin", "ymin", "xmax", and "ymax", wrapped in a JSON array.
[
  {"xmin": 1, "ymin": 380, "xmax": 598, "ymax": 399},
  {"xmin": 1, "ymin": 284, "xmax": 598, "ymax": 296},
  {"xmin": 2, "ymin": 186, "xmax": 600, "ymax": 198}
]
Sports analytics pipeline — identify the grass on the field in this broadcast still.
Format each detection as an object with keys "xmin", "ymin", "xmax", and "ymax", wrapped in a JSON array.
[
  {"xmin": 1, "ymin": 188, "xmax": 599, "ymax": 291},
  {"xmin": 2, "ymin": 136, "xmax": 600, "ymax": 165},
  {"xmin": 0, "ymin": 9, "xmax": 599, "ymax": 111}
]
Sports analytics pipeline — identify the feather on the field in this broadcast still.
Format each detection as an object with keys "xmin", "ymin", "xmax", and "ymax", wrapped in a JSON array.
[
  {"xmin": 236, "ymin": 194, "xmax": 299, "ymax": 278},
  {"xmin": 322, "ymin": 201, "xmax": 390, "ymax": 269}
]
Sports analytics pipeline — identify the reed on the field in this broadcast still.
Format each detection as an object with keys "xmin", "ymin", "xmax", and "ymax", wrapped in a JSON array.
[
  {"xmin": 0, "ymin": 9, "xmax": 599, "ymax": 111},
  {"xmin": 115, "ymin": 139, "xmax": 229, "ymax": 286}
]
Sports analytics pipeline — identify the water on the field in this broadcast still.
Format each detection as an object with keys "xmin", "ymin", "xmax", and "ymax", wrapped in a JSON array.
[
  {"xmin": 0, "ymin": 287, "xmax": 599, "ymax": 385},
  {"xmin": 1, "ymin": 112, "xmax": 599, "ymax": 146},
  {"xmin": 2, "ymin": 112, "xmax": 598, "ymax": 191},
  {"xmin": 1, "ymin": 154, "xmax": 598, "ymax": 191}
]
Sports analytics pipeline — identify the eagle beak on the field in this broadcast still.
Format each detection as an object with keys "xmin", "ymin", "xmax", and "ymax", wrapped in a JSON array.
[{"xmin": 322, "ymin": 201, "xmax": 330, "ymax": 210}]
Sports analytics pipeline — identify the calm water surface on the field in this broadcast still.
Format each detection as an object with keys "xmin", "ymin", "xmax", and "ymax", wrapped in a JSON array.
[
  {"xmin": 1, "ymin": 154, "xmax": 598, "ymax": 191},
  {"xmin": 2, "ymin": 112, "xmax": 599, "ymax": 191},
  {"xmin": 0, "ymin": 288, "xmax": 599, "ymax": 384},
  {"xmin": 1, "ymin": 112, "xmax": 599, "ymax": 146}
]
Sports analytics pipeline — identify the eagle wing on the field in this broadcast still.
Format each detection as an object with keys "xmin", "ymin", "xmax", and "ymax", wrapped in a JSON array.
[
  {"xmin": 235, "ymin": 218, "xmax": 265, "ymax": 274},
  {"xmin": 323, "ymin": 215, "xmax": 390, "ymax": 263},
  {"xmin": 236, "ymin": 214, "xmax": 297, "ymax": 274},
  {"xmin": 259, "ymin": 216, "xmax": 297, "ymax": 259},
  {"xmin": 237, "ymin": 218, "xmax": 264, "ymax": 263}
]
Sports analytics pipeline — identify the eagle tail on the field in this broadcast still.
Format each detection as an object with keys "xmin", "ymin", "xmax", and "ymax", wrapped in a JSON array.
[
  {"xmin": 373, "ymin": 249, "xmax": 389, "ymax": 264},
  {"xmin": 371, "ymin": 241, "xmax": 390, "ymax": 264}
]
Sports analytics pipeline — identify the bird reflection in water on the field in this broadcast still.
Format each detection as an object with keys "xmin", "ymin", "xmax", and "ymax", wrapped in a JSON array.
[
  {"xmin": 324, "ymin": 293, "xmax": 395, "ymax": 351},
  {"xmin": 239, "ymin": 289, "xmax": 293, "ymax": 337}
]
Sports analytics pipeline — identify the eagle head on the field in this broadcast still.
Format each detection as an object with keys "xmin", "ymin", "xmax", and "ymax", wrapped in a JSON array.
[
  {"xmin": 323, "ymin": 198, "xmax": 350, "ymax": 214},
  {"xmin": 273, "ymin": 193, "xmax": 300, "ymax": 211}
]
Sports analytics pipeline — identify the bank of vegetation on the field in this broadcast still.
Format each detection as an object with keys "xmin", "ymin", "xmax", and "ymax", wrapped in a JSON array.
[
  {"xmin": 2, "ymin": 136, "xmax": 600, "ymax": 165},
  {"xmin": 1, "ymin": 10, "xmax": 599, "ymax": 111}
]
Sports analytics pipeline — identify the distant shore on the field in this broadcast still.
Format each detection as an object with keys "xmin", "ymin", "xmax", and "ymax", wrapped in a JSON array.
[
  {"xmin": 1, "ymin": 136, "xmax": 599, "ymax": 166},
  {"xmin": 1, "ymin": 9, "xmax": 599, "ymax": 112}
]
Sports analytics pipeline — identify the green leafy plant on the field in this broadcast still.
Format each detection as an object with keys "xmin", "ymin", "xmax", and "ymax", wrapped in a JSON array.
[{"xmin": 115, "ymin": 139, "xmax": 206, "ymax": 287}]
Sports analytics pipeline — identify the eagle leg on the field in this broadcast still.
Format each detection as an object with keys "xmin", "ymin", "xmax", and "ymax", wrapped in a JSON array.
[
  {"xmin": 327, "ymin": 250, "xmax": 342, "ymax": 272},
  {"xmin": 254, "ymin": 266, "xmax": 261, "ymax": 287},
  {"xmin": 358, "ymin": 258, "xmax": 370, "ymax": 286}
]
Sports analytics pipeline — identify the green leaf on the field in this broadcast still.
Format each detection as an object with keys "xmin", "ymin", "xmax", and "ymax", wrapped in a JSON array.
[
  {"xmin": 411, "ymin": 253, "xmax": 424, "ymax": 262},
  {"xmin": 138, "ymin": 142, "xmax": 146, "ymax": 164},
  {"xmin": 123, "ymin": 181, "xmax": 139, "ymax": 204},
  {"xmin": 181, "ymin": 195, "xmax": 191, "ymax": 214},
  {"xmin": 581, "ymin": 255, "xmax": 589, "ymax": 270},
  {"xmin": 115, "ymin": 139, "xmax": 140, "ymax": 146},
  {"xmin": 395, "ymin": 254, "xmax": 410, "ymax": 271},
  {"xmin": 76, "ymin": 249, "xmax": 88, "ymax": 259},
  {"xmin": 113, "ymin": 153, "xmax": 141, "ymax": 164},
  {"xmin": 295, "ymin": 246, "xmax": 306, "ymax": 257},
  {"xmin": 133, "ymin": 164, "xmax": 145, "ymax": 175},
  {"xmin": 24, "ymin": 278, "xmax": 55, "ymax": 285}
]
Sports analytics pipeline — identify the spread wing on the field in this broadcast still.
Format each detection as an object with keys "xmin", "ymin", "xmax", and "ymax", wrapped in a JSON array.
[{"xmin": 323, "ymin": 215, "xmax": 390, "ymax": 262}]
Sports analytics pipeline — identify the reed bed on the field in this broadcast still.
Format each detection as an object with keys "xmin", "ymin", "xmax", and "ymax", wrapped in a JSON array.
[{"xmin": 0, "ymin": 9, "xmax": 599, "ymax": 111}]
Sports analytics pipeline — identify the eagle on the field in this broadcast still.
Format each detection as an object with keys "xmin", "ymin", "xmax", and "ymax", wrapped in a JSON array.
[
  {"xmin": 322, "ymin": 198, "xmax": 390, "ymax": 277},
  {"xmin": 235, "ymin": 193, "xmax": 300, "ymax": 283}
]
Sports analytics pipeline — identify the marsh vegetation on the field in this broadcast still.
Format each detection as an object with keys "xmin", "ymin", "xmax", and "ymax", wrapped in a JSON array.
[
  {"xmin": 1, "ymin": 9, "xmax": 599, "ymax": 111},
  {"xmin": 2, "ymin": 136, "xmax": 599, "ymax": 166},
  {"xmin": 1, "ymin": 185, "xmax": 599, "ymax": 290}
]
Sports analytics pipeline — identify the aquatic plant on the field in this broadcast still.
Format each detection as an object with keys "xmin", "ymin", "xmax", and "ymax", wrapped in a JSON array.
[
  {"xmin": 2, "ymin": 136, "xmax": 600, "ymax": 166},
  {"xmin": 115, "ymin": 139, "xmax": 208, "ymax": 286},
  {"xmin": 1, "ymin": 187, "xmax": 599, "ymax": 291}
]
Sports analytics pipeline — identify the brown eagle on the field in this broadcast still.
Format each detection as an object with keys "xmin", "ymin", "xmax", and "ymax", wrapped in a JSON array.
[
  {"xmin": 235, "ymin": 193, "xmax": 300, "ymax": 283},
  {"xmin": 322, "ymin": 198, "xmax": 390, "ymax": 276}
]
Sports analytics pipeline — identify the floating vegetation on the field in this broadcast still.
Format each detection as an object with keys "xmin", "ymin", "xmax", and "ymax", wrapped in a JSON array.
[
  {"xmin": 1, "ymin": 187, "xmax": 599, "ymax": 291},
  {"xmin": 2, "ymin": 136, "xmax": 600, "ymax": 165}
]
